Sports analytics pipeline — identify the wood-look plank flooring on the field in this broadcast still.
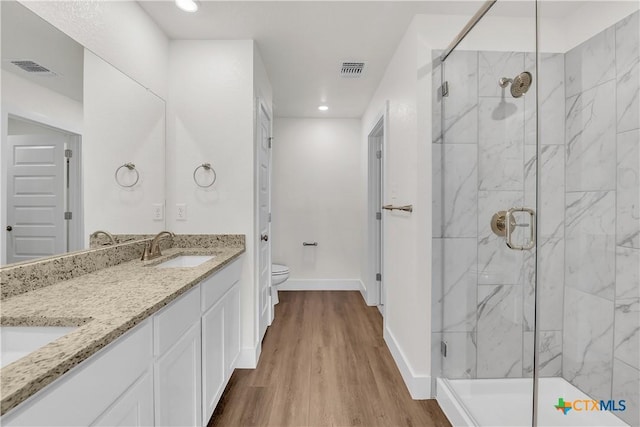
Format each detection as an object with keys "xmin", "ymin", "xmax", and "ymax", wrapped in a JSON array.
[{"xmin": 208, "ymin": 291, "xmax": 451, "ymax": 427}]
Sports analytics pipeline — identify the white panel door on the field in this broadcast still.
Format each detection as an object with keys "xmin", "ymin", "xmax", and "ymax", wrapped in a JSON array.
[
  {"xmin": 6, "ymin": 134, "xmax": 67, "ymax": 263},
  {"xmin": 154, "ymin": 321, "xmax": 202, "ymax": 427},
  {"xmin": 257, "ymin": 103, "xmax": 272, "ymax": 341}
]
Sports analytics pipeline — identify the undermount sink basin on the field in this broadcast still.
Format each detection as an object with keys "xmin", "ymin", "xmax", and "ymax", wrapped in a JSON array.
[
  {"xmin": 154, "ymin": 255, "xmax": 215, "ymax": 268},
  {"xmin": 0, "ymin": 326, "xmax": 78, "ymax": 368}
]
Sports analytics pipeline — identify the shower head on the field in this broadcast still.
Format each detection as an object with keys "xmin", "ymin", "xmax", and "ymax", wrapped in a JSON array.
[{"xmin": 498, "ymin": 71, "xmax": 532, "ymax": 98}]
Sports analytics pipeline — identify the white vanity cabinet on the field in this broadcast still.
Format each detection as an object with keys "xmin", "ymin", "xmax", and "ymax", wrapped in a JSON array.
[
  {"xmin": 200, "ymin": 259, "xmax": 241, "ymax": 423},
  {"xmin": 1, "ymin": 256, "xmax": 243, "ymax": 427}
]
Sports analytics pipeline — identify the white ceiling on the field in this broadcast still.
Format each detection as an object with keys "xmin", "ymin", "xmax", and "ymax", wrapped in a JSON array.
[
  {"xmin": 1, "ymin": 0, "xmax": 84, "ymax": 102},
  {"xmin": 139, "ymin": 1, "xmax": 489, "ymax": 118},
  {"xmin": 139, "ymin": 0, "xmax": 635, "ymax": 118}
]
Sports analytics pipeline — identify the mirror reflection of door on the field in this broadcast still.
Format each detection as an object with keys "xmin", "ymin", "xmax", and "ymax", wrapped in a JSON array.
[{"xmin": 5, "ymin": 117, "xmax": 81, "ymax": 264}]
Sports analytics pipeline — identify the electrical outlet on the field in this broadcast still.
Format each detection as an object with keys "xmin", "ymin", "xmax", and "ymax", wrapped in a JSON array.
[
  {"xmin": 152, "ymin": 204, "xmax": 164, "ymax": 221},
  {"xmin": 176, "ymin": 204, "xmax": 187, "ymax": 221}
]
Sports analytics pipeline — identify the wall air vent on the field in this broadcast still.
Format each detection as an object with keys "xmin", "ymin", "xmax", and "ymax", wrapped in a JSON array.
[
  {"xmin": 10, "ymin": 60, "xmax": 57, "ymax": 77},
  {"xmin": 340, "ymin": 62, "xmax": 366, "ymax": 78}
]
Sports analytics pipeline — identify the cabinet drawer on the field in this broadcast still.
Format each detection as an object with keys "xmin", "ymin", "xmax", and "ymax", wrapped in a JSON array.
[
  {"xmin": 201, "ymin": 259, "xmax": 241, "ymax": 312},
  {"xmin": 154, "ymin": 286, "xmax": 200, "ymax": 356},
  {"xmin": 2, "ymin": 320, "xmax": 152, "ymax": 427}
]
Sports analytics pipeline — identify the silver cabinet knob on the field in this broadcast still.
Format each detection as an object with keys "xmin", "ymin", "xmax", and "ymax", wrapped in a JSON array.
[{"xmin": 261, "ymin": 234, "xmax": 268, "ymax": 242}]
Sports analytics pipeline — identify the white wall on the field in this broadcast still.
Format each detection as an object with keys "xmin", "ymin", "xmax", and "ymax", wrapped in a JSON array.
[
  {"xmin": 1, "ymin": 72, "xmax": 83, "ymax": 134},
  {"xmin": 361, "ymin": 17, "xmax": 433, "ymax": 399},
  {"xmin": 18, "ymin": 0, "xmax": 169, "ymax": 99},
  {"xmin": 253, "ymin": 48, "xmax": 273, "ymax": 110},
  {"xmin": 167, "ymin": 40, "xmax": 272, "ymax": 366},
  {"xmin": 83, "ymin": 50, "xmax": 166, "ymax": 241},
  {"xmin": 271, "ymin": 118, "xmax": 363, "ymax": 288}
]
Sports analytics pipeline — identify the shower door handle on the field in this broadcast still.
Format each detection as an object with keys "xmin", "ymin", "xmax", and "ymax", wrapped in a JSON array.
[{"xmin": 505, "ymin": 207, "xmax": 536, "ymax": 251}]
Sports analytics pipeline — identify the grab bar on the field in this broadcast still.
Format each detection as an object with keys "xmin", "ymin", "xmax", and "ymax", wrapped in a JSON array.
[{"xmin": 382, "ymin": 204, "xmax": 413, "ymax": 213}]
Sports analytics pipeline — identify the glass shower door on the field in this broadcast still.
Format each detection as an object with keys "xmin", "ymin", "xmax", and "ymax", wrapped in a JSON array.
[{"xmin": 431, "ymin": 1, "xmax": 539, "ymax": 425}]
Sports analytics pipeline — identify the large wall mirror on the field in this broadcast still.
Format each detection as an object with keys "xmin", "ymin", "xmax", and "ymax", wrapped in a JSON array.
[{"xmin": 0, "ymin": 0, "xmax": 166, "ymax": 266}]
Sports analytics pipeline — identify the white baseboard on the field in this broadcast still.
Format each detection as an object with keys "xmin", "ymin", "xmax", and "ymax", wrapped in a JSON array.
[
  {"xmin": 236, "ymin": 341, "xmax": 261, "ymax": 369},
  {"xmin": 384, "ymin": 327, "xmax": 432, "ymax": 399},
  {"xmin": 359, "ymin": 280, "xmax": 368, "ymax": 302},
  {"xmin": 278, "ymin": 279, "xmax": 362, "ymax": 291}
]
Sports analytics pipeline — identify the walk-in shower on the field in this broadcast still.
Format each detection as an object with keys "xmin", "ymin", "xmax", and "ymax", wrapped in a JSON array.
[{"xmin": 432, "ymin": 1, "xmax": 639, "ymax": 426}]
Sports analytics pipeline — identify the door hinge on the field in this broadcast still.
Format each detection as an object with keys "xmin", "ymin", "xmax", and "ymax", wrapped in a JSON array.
[
  {"xmin": 376, "ymin": 150, "xmax": 382, "ymax": 159},
  {"xmin": 376, "ymin": 212, "xmax": 381, "ymax": 220},
  {"xmin": 64, "ymin": 149, "xmax": 73, "ymax": 158},
  {"xmin": 441, "ymin": 340, "xmax": 448, "ymax": 357},
  {"xmin": 441, "ymin": 81, "xmax": 449, "ymax": 98},
  {"xmin": 268, "ymin": 213, "xmax": 272, "ymax": 223},
  {"xmin": 268, "ymin": 137, "xmax": 273, "ymax": 148},
  {"xmin": 64, "ymin": 211, "xmax": 72, "ymax": 220},
  {"xmin": 376, "ymin": 273, "xmax": 382, "ymax": 281}
]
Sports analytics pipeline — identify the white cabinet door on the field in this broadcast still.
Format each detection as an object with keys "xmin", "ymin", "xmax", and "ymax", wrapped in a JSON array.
[
  {"xmin": 202, "ymin": 299, "xmax": 225, "ymax": 424},
  {"xmin": 224, "ymin": 284, "xmax": 241, "ymax": 379},
  {"xmin": 154, "ymin": 321, "xmax": 202, "ymax": 427},
  {"xmin": 92, "ymin": 370, "xmax": 154, "ymax": 427}
]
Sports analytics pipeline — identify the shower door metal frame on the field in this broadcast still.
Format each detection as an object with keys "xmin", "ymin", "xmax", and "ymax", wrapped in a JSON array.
[{"xmin": 440, "ymin": 0, "xmax": 497, "ymax": 62}]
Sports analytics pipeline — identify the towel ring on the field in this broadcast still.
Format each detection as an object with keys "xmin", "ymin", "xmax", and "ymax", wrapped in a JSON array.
[
  {"xmin": 193, "ymin": 163, "xmax": 217, "ymax": 188},
  {"xmin": 115, "ymin": 163, "xmax": 139, "ymax": 188}
]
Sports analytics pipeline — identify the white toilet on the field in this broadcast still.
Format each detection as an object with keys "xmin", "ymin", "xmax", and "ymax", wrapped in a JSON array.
[
  {"xmin": 271, "ymin": 264, "xmax": 290, "ymax": 286},
  {"xmin": 270, "ymin": 264, "xmax": 289, "ymax": 305}
]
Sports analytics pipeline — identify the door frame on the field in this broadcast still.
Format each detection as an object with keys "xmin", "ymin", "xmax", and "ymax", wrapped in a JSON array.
[
  {"xmin": 366, "ymin": 102, "xmax": 388, "ymax": 313},
  {"xmin": 1, "ymin": 110, "xmax": 83, "ymax": 264},
  {"xmin": 254, "ymin": 96, "xmax": 273, "ymax": 348}
]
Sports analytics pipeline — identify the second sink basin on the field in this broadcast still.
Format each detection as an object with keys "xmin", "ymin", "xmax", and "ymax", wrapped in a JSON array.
[
  {"xmin": 154, "ymin": 255, "xmax": 215, "ymax": 268},
  {"xmin": 1, "ymin": 326, "xmax": 78, "ymax": 368}
]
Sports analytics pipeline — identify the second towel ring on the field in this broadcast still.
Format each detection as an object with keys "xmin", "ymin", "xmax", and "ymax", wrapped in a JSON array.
[
  {"xmin": 193, "ymin": 163, "xmax": 217, "ymax": 188},
  {"xmin": 115, "ymin": 163, "xmax": 139, "ymax": 188}
]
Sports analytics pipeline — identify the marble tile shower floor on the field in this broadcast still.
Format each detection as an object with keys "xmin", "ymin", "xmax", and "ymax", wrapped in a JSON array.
[{"xmin": 438, "ymin": 377, "xmax": 628, "ymax": 427}]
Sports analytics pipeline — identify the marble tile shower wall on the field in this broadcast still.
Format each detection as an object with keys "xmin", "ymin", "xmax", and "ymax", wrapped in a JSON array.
[
  {"xmin": 431, "ymin": 11, "xmax": 639, "ymax": 425},
  {"xmin": 562, "ymin": 12, "xmax": 639, "ymax": 425}
]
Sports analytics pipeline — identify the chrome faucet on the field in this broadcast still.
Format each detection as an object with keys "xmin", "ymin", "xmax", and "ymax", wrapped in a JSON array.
[
  {"xmin": 141, "ymin": 231, "xmax": 175, "ymax": 261},
  {"xmin": 90, "ymin": 230, "xmax": 116, "ymax": 246}
]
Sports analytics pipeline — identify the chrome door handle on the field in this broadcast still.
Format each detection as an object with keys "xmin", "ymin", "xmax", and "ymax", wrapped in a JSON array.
[{"xmin": 505, "ymin": 207, "xmax": 536, "ymax": 251}]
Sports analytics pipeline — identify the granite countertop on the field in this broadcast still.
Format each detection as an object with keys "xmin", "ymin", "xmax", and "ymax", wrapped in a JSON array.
[{"xmin": 0, "ymin": 245, "xmax": 245, "ymax": 416}]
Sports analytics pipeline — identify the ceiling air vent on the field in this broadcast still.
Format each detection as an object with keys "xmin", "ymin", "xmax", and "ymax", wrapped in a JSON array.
[
  {"xmin": 340, "ymin": 62, "xmax": 365, "ymax": 78},
  {"xmin": 10, "ymin": 60, "xmax": 57, "ymax": 76}
]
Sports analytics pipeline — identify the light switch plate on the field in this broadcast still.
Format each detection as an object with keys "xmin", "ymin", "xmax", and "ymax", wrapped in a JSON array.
[
  {"xmin": 152, "ymin": 204, "xmax": 164, "ymax": 221},
  {"xmin": 176, "ymin": 204, "xmax": 187, "ymax": 221}
]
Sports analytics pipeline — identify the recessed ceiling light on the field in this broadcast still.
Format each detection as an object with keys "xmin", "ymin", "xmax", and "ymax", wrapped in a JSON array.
[
  {"xmin": 175, "ymin": 0, "xmax": 198, "ymax": 13},
  {"xmin": 318, "ymin": 105, "xmax": 329, "ymax": 111}
]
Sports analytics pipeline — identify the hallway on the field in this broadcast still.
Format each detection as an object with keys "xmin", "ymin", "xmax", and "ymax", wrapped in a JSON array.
[{"xmin": 209, "ymin": 291, "xmax": 451, "ymax": 427}]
